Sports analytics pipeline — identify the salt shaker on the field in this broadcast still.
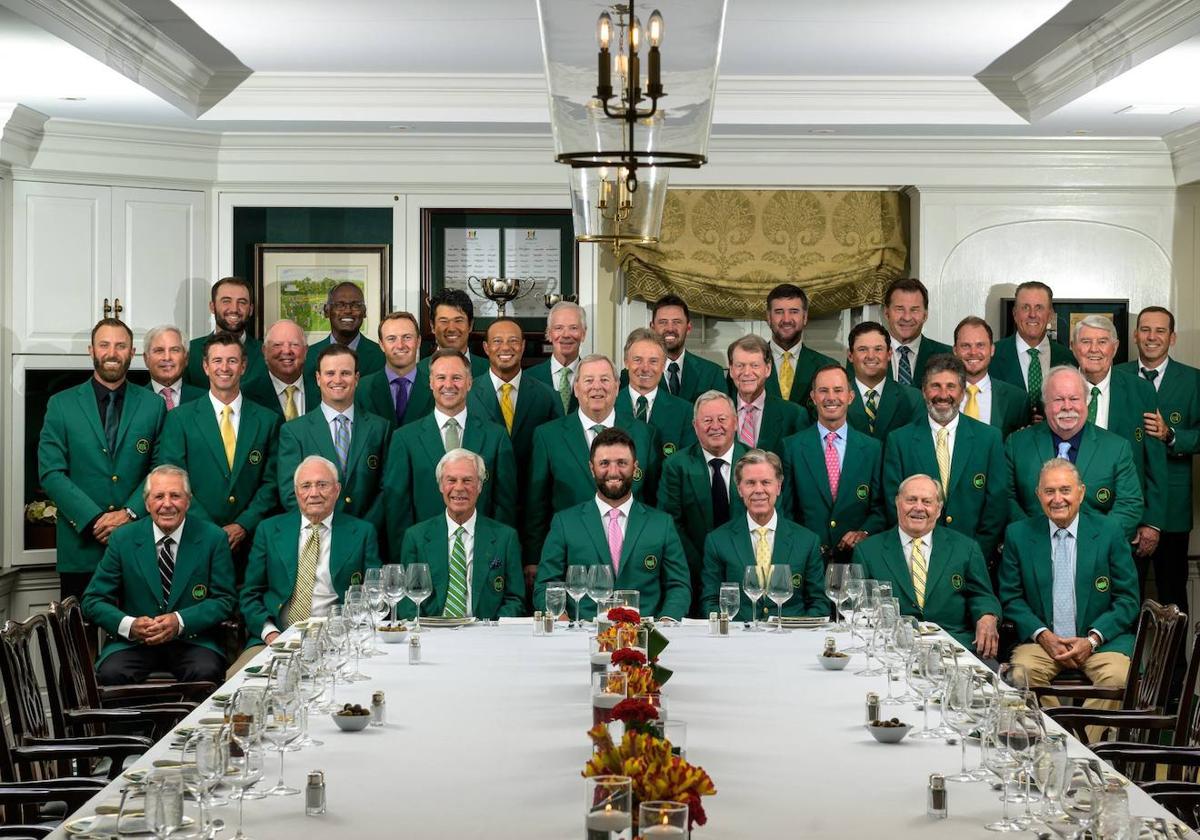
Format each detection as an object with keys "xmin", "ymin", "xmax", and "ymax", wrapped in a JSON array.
[
  {"xmin": 533, "ymin": 610, "xmax": 545, "ymax": 636},
  {"xmin": 370, "ymin": 691, "xmax": 386, "ymax": 727},
  {"xmin": 927, "ymin": 773, "xmax": 947, "ymax": 819},
  {"xmin": 408, "ymin": 634, "xmax": 421, "ymax": 665},
  {"xmin": 305, "ymin": 770, "xmax": 326, "ymax": 816},
  {"xmin": 708, "ymin": 612, "xmax": 720, "ymax": 635}
]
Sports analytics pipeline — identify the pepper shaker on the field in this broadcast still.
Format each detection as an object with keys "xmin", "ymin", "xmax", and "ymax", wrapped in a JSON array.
[
  {"xmin": 865, "ymin": 691, "xmax": 880, "ymax": 724},
  {"xmin": 927, "ymin": 773, "xmax": 947, "ymax": 819}
]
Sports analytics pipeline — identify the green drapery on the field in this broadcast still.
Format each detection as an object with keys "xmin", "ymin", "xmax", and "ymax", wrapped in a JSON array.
[{"xmin": 622, "ymin": 189, "xmax": 908, "ymax": 318}]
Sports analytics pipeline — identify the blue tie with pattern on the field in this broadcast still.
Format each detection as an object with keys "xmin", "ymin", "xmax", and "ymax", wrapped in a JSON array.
[{"xmin": 1051, "ymin": 528, "xmax": 1076, "ymax": 638}]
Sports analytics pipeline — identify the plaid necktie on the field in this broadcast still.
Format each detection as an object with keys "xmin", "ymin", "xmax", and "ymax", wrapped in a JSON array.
[
  {"xmin": 444, "ymin": 526, "xmax": 468, "ymax": 617},
  {"xmin": 158, "ymin": 535, "xmax": 175, "ymax": 599},
  {"xmin": 333, "ymin": 414, "xmax": 351, "ymax": 475},
  {"xmin": 897, "ymin": 346, "xmax": 913, "ymax": 386},
  {"xmin": 667, "ymin": 361, "xmax": 681, "ymax": 396},
  {"xmin": 864, "ymin": 389, "xmax": 878, "ymax": 434},
  {"xmin": 911, "ymin": 537, "xmax": 928, "ymax": 609},
  {"xmin": 284, "ymin": 523, "xmax": 320, "ymax": 626}
]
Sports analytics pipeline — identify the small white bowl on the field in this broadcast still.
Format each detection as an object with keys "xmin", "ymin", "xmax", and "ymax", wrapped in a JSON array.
[
  {"xmin": 331, "ymin": 712, "xmax": 371, "ymax": 731},
  {"xmin": 379, "ymin": 625, "xmax": 409, "ymax": 644},
  {"xmin": 816, "ymin": 653, "xmax": 851, "ymax": 671},
  {"xmin": 867, "ymin": 722, "xmax": 912, "ymax": 743}
]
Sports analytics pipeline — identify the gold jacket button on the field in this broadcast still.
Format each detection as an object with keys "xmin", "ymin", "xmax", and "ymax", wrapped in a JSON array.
[
  {"xmin": 829, "ymin": 519, "xmax": 837, "ymax": 528},
  {"xmin": 228, "ymin": 495, "xmax": 237, "ymax": 504},
  {"xmin": 111, "ymin": 475, "xmax": 119, "ymax": 482},
  {"xmin": 107, "ymin": 505, "xmax": 115, "ymax": 511},
  {"xmin": 344, "ymin": 496, "xmax": 352, "ymax": 505},
  {"xmin": 945, "ymin": 515, "xmax": 954, "ymax": 524}
]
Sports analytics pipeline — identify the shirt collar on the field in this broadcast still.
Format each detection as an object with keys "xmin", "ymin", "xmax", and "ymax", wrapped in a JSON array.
[
  {"xmin": 894, "ymin": 334, "xmax": 922, "ymax": 354},
  {"xmin": 737, "ymin": 390, "xmax": 766, "ymax": 412},
  {"xmin": 628, "ymin": 385, "xmax": 658, "ymax": 405},
  {"xmin": 817, "ymin": 420, "xmax": 846, "ymax": 439},
  {"xmin": 490, "ymin": 369, "xmax": 521, "ymax": 393},
  {"xmin": 320, "ymin": 402, "xmax": 355, "ymax": 424},
  {"xmin": 151, "ymin": 378, "xmax": 182, "ymax": 395},
  {"xmin": 667, "ymin": 350, "xmax": 686, "ymax": 371},
  {"xmin": 1087, "ymin": 370, "xmax": 1112, "ymax": 394},
  {"xmin": 746, "ymin": 511, "xmax": 778, "ymax": 533},
  {"xmin": 856, "ymin": 376, "xmax": 886, "ymax": 396},
  {"xmin": 702, "ymin": 444, "xmax": 736, "ymax": 465},
  {"xmin": 551, "ymin": 356, "xmax": 580, "ymax": 376},
  {"xmin": 898, "ymin": 526, "xmax": 933, "ymax": 549},
  {"xmin": 770, "ymin": 340, "xmax": 802, "ymax": 360},
  {"xmin": 386, "ymin": 366, "xmax": 417, "ymax": 385},
  {"xmin": 966, "ymin": 374, "xmax": 990, "ymax": 393},
  {"xmin": 300, "ymin": 512, "xmax": 334, "ymax": 533},
  {"xmin": 1050, "ymin": 514, "xmax": 1080, "ymax": 540},
  {"xmin": 595, "ymin": 494, "xmax": 634, "ymax": 520},
  {"xmin": 268, "ymin": 371, "xmax": 302, "ymax": 394},
  {"xmin": 446, "ymin": 510, "xmax": 477, "ymax": 538},
  {"xmin": 579, "ymin": 409, "xmax": 617, "ymax": 433},
  {"xmin": 208, "ymin": 391, "xmax": 243, "ymax": 415},
  {"xmin": 1017, "ymin": 333, "xmax": 1050, "ymax": 356},
  {"xmin": 1140, "ymin": 357, "xmax": 1170, "ymax": 376},
  {"xmin": 328, "ymin": 333, "xmax": 361, "ymax": 351},
  {"xmin": 153, "ymin": 518, "xmax": 186, "ymax": 544},
  {"xmin": 433, "ymin": 406, "xmax": 467, "ymax": 429}
]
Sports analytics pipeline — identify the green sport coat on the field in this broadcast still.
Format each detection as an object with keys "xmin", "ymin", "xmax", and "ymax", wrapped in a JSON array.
[
  {"xmin": 722, "ymin": 391, "xmax": 807, "ymax": 457},
  {"xmin": 240, "ymin": 374, "xmax": 319, "ymax": 420},
  {"xmin": 897, "ymin": 335, "xmax": 953, "ymax": 386},
  {"xmin": 185, "ymin": 333, "xmax": 267, "ymax": 390},
  {"xmin": 526, "ymin": 358, "xmax": 579, "ymax": 414},
  {"xmin": 1005, "ymin": 422, "xmax": 1143, "ymax": 541},
  {"xmin": 780, "ymin": 423, "xmax": 886, "ymax": 560},
  {"xmin": 619, "ymin": 352, "xmax": 728, "ymax": 407},
  {"xmin": 846, "ymin": 377, "xmax": 923, "ymax": 443},
  {"xmin": 82, "ymin": 517, "xmax": 236, "ymax": 664},
  {"xmin": 535, "ymin": 499, "xmax": 690, "ymax": 620},
  {"xmin": 1118, "ymin": 357, "xmax": 1200, "ymax": 531},
  {"xmin": 470, "ymin": 372, "xmax": 564, "ymax": 476},
  {"xmin": 382, "ymin": 410, "xmax": 517, "ymax": 559},
  {"xmin": 356, "ymin": 369, "xmax": 433, "ymax": 430},
  {"xmin": 397, "ymin": 513, "xmax": 525, "ymax": 620},
  {"xmin": 883, "ymin": 414, "xmax": 1010, "ymax": 560},
  {"xmin": 304, "ymin": 334, "xmax": 387, "ymax": 378},
  {"xmin": 276, "ymin": 407, "xmax": 391, "ymax": 536},
  {"xmin": 240, "ymin": 512, "xmax": 382, "ymax": 641},
  {"xmin": 989, "ymin": 335, "xmax": 1076, "ymax": 396},
  {"xmin": 524, "ymin": 413, "xmax": 661, "ymax": 565},
  {"xmin": 173, "ymin": 382, "xmax": 208, "ymax": 405},
  {"xmin": 1095, "ymin": 369, "xmax": 1168, "ymax": 531},
  {"xmin": 38, "ymin": 381, "xmax": 166, "ymax": 574},
  {"xmin": 615, "ymin": 389, "xmax": 697, "ymax": 458},
  {"xmin": 853, "ymin": 526, "xmax": 1000, "ymax": 650},
  {"xmin": 998, "ymin": 511, "xmax": 1139, "ymax": 656},
  {"xmin": 156, "ymin": 396, "xmax": 282, "ymax": 533},
  {"xmin": 700, "ymin": 516, "xmax": 827, "ymax": 621},
  {"xmin": 987, "ymin": 376, "xmax": 1032, "ymax": 439},
  {"xmin": 658, "ymin": 441, "xmax": 750, "ymax": 616}
]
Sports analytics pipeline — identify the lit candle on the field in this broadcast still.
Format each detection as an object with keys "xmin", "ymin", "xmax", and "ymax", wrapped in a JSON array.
[
  {"xmin": 586, "ymin": 806, "xmax": 632, "ymax": 832},
  {"xmin": 641, "ymin": 826, "xmax": 684, "ymax": 838},
  {"xmin": 591, "ymin": 652, "xmax": 612, "ymax": 666}
]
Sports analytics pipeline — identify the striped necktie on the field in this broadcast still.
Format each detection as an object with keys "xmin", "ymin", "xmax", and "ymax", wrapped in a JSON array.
[
  {"xmin": 158, "ymin": 536, "xmax": 175, "ymax": 599},
  {"xmin": 935, "ymin": 427, "xmax": 951, "ymax": 495},
  {"xmin": 333, "ymin": 414, "xmax": 351, "ymax": 475},
  {"xmin": 284, "ymin": 523, "xmax": 320, "ymax": 626},
  {"xmin": 739, "ymin": 404, "xmax": 757, "ymax": 447},
  {"xmin": 864, "ymin": 389, "xmax": 878, "ymax": 434},
  {"xmin": 635, "ymin": 395, "xmax": 649, "ymax": 421},
  {"xmin": 897, "ymin": 346, "xmax": 913, "ymax": 386},
  {"xmin": 911, "ymin": 537, "xmax": 928, "ymax": 609},
  {"xmin": 444, "ymin": 526, "xmax": 469, "ymax": 617}
]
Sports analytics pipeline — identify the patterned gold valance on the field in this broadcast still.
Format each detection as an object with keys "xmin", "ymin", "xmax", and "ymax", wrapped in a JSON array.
[{"xmin": 622, "ymin": 189, "xmax": 908, "ymax": 319}]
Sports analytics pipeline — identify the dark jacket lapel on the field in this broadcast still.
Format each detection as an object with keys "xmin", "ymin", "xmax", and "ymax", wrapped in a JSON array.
[
  {"xmin": 196, "ymin": 400, "xmax": 232, "ymax": 477},
  {"xmin": 132, "ymin": 522, "xmax": 162, "ymax": 598},
  {"xmin": 618, "ymin": 502, "xmax": 650, "ymax": 576},
  {"xmin": 798, "ymin": 429, "xmax": 834, "ymax": 506},
  {"xmin": 880, "ymin": 529, "xmax": 917, "ymax": 605},
  {"xmin": 230, "ymin": 404, "xmax": 261, "ymax": 484},
  {"xmin": 946, "ymin": 418, "xmax": 975, "ymax": 495},
  {"xmin": 75, "ymin": 383, "xmax": 110, "ymax": 452},
  {"xmin": 580, "ymin": 503, "xmax": 612, "ymax": 567},
  {"xmin": 470, "ymin": 519, "xmax": 498, "ymax": 613}
]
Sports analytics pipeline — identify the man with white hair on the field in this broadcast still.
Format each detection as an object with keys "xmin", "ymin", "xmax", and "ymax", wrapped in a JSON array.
[
  {"xmin": 398, "ymin": 449, "xmax": 524, "ymax": 620},
  {"xmin": 83, "ymin": 465, "xmax": 236, "ymax": 684},
  {"xmin": 143, "ymin": 325, "xmax": 204, "ymax": 410},
  {"xmin": 526, "ymin": 300, "xmax": 588, "ymax": 414},
  {"xmin": 1005, "ymin": 366, "xmax": 1142, "ymax": 539},
  {"xmin": 1071, "ymin": 314, "xmax": 1167, "ymax": 566},
  {"xmin": 243, "ymin": 319, "xmax": 317, "ymax": 420},
  {"xmin": 241, "ymin": 455, "xmax": 381, "ymax": 646}
]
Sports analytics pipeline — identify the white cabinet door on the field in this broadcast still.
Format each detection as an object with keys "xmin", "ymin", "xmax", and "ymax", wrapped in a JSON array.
[
  {"xmin": 12, "ymin": 182, "xmax": 111, "ymax": 354},
  {"xmin": 111, "ymin": 187, "xmax": 207, "ymax": 345}
]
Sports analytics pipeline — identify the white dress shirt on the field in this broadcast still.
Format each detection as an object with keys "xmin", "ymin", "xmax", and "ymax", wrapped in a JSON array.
[
  {"xmin": 579, "ymin": 409, "xmax": 618, "ymax": 447},
  {"xmin": 1086, "ymin": 371, "xmax": 1113, "ymax": 430},
  {"xmin": 433, "ymin": 406, "xmax": 469, "ymax": 449},
  {"xmin": 856, "ymin": 376, "xmax": 887, "ymax": 404},
  {"xmin": 769, "ymin": 341, "xmax": 803, "ymax": 377},
  {"xmin": 1138, "ymin": 357, "xmax": 1169, "ymax": 391},
  {"xmin": 891, "ymin": 335, "xmax": 923, "ymax": 381},
  {"xmin": 490, "ymin": 369, "xmax": 522, "ymax": 406},
  {"xmin": 898, "ymin": 526, "xmax": 934, "ymax": 573},
  {"xmin": 444, "ymin": 511, "xmax": 477, "ymax": 617},
  {"xmin": 151, "ymin": 379, "xmax": 183, "ymax": 407},
  {"xmin": 208, "ymin": 392, "xmax": 243, "ymax": 436},
  {"xmin": 627, "ymin": 385, "xmax": 659, "ymax": 420},
  {"xmin": 550, "ymin": 356, "xmax": 580, "ymax": 391},
  {"xmin": 702, "ymin": 444, "xmax": 736, "ymax": 500},
  {"xmin": 1016, "ymin": 334, "xmax": 1051, "ymax": 390},
  {"xmin": 118, "ymin": 520, "xmax": 187, "ymax": 639},
  {"xmin": 595, "ymin": 495, "xmax": 635, "ymax": 542},
  {"xmin": 746, "ymin": 512, "xmax": 778, "ymax": 557},
  {"xmin": 319, "ymin": 402, "xmax": 356, "ymax": 440},
  {"xmin": 262, "ymin": 513, "xmax": 338, "ymax": 640},
  {"xmin": 961, "ymin": 375, "xmax": 994, "ymax": 424},
  {"xmin": 268, "ymin": 372, "xmax": 306, "ymax": 416}
]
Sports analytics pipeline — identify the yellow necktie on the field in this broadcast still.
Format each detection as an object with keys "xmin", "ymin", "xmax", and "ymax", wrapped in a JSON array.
[
  {"xmin": 284, "ymin": 523, "xmax": 320, "ymax": 626},
  {"xmin": 283, "ymin": 384, "xmax": 299, "ymax": 421},
  {"xmin": 935, "ymin": 426, "xmax": 951, "ymax": 495},
  {"xmin": 911, "ymin": 537, "xmax": 927, "ymax": 610},
  {"xmin": 220, "ymin": 405, "xmax": 236, "ymax": 470},
  {"xmin": 499, "ymin": 383, "xmax": 515, "ymax": 434},
  {"xmin": 964, "ymin": 384, "xmax": 980, "ymax": 420},
  {"xmin": 754, "ymin": 526, "xmax": 772, "ymax": 574},
  {"xmin": 778, "ymin": 350, "xmax": 795, "ymax": 400}
]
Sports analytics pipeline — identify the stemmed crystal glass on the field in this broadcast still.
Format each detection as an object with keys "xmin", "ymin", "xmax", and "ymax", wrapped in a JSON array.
[
  {"xmin": 1034, "ymin": 732, "xmax": 1071, "ymax": 823},
  {"xmin": 405, "ymin": 563, "xmax": 432, "ymax": 632},
  {"xmin": 858, "ymin": 600, "xmax": 896, "ymax": 677},
  {"xmin": 382, "ymin": 564, "xmax": 407, "ymax": 627},
  {"xmin": 842, "ymin": 566, "xmax": 866, "ymax": 646},
  {"xmin": 824, "ymin": 564, "xmax": 849, "ymax": 631},
  {"xmin": 889, "ymin": 616, "xmax": 920, "ymax": 702},
  {"xmin": 719, "ymin": 582, "xmax": 740, "ymax": 621},
  {"xmin": 987, "ymin": 699, "xmax": 1044, "ymax": 832},
  {"xmin": 229, "ymin": 748, "xmax": 264, "ymax": 840},
  {"xmin": 742, "ymin": 566, "xmax": 765, "ymax": 631},
  {"xmin": 342, "ymin": 589, "xmax": 372, "ymax": 681},
  {"xmin": 909, "ymin": 641, "xmax": 946, "ymax": 739},
  {"xmin": 943, "ymin": 666, "xmax": 989, "ymax": 783},
  {"xmin": 363, "ymin": 568, "xmax": 387, "ymax": 655},
  {"xmin": 294, "ymin": 633, "xmax": 325, "ymax": 746},
  {"xmin": 262, "ymin": 686, "xmax": 302, "ymax": 796},
  {"xmin": 566, "ymin": 565, "xmax": 590, "ymax": 629},
  {"xmin": 186, "ymin": 725, "xmax": 229, "ymax": 827},
  {"xmin": 321, "ymin": 615, "xmax": 351, "ymax": 709},
  {"xmin": 587, "ymin": 565, "xmax": 614, "ymax": 618},
  {"xmin": 766, "ymin": 564, "xmax": 794, "ymax": 632},
  {"xmin": 229, "ymin": 687, "xmax": 266, "ymax": 803}
]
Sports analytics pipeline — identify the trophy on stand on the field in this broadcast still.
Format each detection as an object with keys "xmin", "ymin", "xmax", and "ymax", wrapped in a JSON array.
[
  {"xmin": 467, "ymin": 276, "xmax": 538, "ymax": 317},
  {"xmin": 544, "ymin": 292, "xmax": 577, "ymax": 309}
]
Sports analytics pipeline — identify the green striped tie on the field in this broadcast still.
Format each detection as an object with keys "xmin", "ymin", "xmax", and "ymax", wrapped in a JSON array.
[{"xmin": 444, "ymin": 526, "xmax": 468, "ymax": 617}]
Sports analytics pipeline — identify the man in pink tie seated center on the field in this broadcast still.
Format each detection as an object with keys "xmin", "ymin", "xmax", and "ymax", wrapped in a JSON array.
[{"xmin": 535, "ymin": 427, "xmax": 690, "ymax": 621}]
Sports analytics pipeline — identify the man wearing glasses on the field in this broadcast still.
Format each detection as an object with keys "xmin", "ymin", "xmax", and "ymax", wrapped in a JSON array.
[{"xmin": 304, "ymin": 282, "xmax": 386, "ymax": 377}]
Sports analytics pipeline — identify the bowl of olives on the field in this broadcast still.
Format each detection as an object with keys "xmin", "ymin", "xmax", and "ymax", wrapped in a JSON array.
[
  {"xmin": 866, "ymin": 718, "xmax": 912, "ymax": 743},
  {"xmin": 331, "ymin": 703, "xmax": 371, "ymax": 731}
]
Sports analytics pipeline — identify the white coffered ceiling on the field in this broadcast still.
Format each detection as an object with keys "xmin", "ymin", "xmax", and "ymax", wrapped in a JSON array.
[{"xmin": 2, "ymin": 0, "xmax": 1200, "ymax": 140}]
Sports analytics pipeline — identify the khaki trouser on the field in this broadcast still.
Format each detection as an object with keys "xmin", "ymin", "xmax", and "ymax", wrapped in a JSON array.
[
  {"xmin": 1010, "ymin": 643, "xmax": 1129, "ymax": 742},
  {"xmin": 225, "ymin": 643, "xmax": 265, "ymax": 679}
]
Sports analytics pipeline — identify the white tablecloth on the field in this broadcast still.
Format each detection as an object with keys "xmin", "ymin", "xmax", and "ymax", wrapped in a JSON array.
[{"xmin": 51, "ymin": 622, "xmax": 1195, "ymax": 838}]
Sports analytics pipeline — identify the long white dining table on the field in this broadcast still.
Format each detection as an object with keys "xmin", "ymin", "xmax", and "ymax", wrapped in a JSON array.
[{"xmin": 50, "ymin": 619, "xmax": 1199, "ymax": 838}]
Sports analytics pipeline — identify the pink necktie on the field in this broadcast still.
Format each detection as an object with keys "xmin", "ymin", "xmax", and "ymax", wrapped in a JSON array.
[
  {"xmin": 739, "ymin": 404, "xmax": 757, "ymax": 447},
  {"xmin": 162, "ymin": 387, "xmax": 175, "ymax": 411},
  {"xmin": 824, "ymin": 431, "xmax": 840, "ymax": 498},
  {"xmin": 607, "ymin": 508, "xmax": 623, "ymax": 573}
]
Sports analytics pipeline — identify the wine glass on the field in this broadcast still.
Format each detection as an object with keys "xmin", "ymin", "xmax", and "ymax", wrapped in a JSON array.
[
  {"xmin": 294, "ymin": 635, "xmax": 326, "ymax": 747},
  {"xmin": 405, "ymin": 563, "xmax": 432, "ymax": 633},
  {"xmin": 719, "ymin": 582, "xmax": 740, "ymax": 621},
  {"xmin": 843, "ymin": 565, "xmax": 865, "ymax": 643},
  {"xmin": 363, "ymin": 568, "xmax": 386, "ymax": 655},
  {"xmin": 262, "ymin": 688, "xmax": 302, "ymax": 796},
  {"xmin": 943, "ymin": 666, "xmax": 988, "ymax": 783},
  {"xmin": 1034, "ymin": 732, "xmax": 1071, "ymax": 822},
  {"xmin": 765, "ymin": 564, "xmax": 794, "ymax": 632},
  {"xmin": 587, "ymin": 565, "xmax": 614, "ymax": 614},
  {"xmin": 229, "ymin": 748, "xmax": 264, "ymax": 840},
  {"xmin": 566, "ymin": 565, "xmax": 590, "ymax": 629},
  {"xmin": 382, "ymin": 564, "xmax": 407, "ymax": 626},
  {"xmin": 992, "ymin": 700, "xmax": 1044, "ymax": 832},
  {"xmin": 858, "ymin": 600, "xmax": 896, "ymax": 677},
  {"xmin": 544, "ymin": 582, "xmax": 567, "ymax": 625},
  {"xmin": 188, "ymin": 725, "xmax": 230, "ymax": 822},
  {"xmin": 909, "ymin": 641, "xmax": 945, "ymax": 739},
  {"xmin": 983, "ymin": 716, "xmax": 1023, "ymax": 832},
  {"xmin": 742, "ymin": 566, "xmax": 765, "ymax": 631},
  {"xmin": 890, "ymin": 616, "xmax": 920, "ymax": 702},
  {"xmin": 321, "ymin": 616, "xmax": 350, "ymax": 709},
  {"xmin": 342, "ymin": 592, "xmax": 371, "ymax": 681},
  {"xmin": 824, "ymin": 564, "xmax": 848, "ymax": 631}
]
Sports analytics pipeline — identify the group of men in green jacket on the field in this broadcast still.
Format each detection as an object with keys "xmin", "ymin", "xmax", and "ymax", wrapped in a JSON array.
[{"xmin": 39, "ymin": 273, "xmax": 1196, "ymax": 698}]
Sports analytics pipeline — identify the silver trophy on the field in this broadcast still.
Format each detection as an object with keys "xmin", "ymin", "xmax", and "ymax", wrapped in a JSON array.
[
  {"xmin": 467, "ymin": 276, "xmax": 538, "ymax": 317},
  {"xmin": 544, "ymin": 292, "xmax": 578, "ymax": 309}
]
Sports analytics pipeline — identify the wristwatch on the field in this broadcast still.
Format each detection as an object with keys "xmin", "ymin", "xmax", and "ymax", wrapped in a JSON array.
[
  {"xmin": 123, "ymin": 507, "xmax": 138, "ymax": 520},
  {"xmin": 1086, "ymin": 632, "xmax": 1101, "ymax": 651},
  {"xmin": 1166, "ymin": 427, "xmax": 1177, "ymax": 448}
]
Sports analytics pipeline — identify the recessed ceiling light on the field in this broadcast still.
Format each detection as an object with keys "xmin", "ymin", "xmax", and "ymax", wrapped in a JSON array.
[
  {"xmin": 58, "ymin": 96, "xmax": 86, "ymax": 101},
  {"xmin": 808, "ymin": 129, "xmax": 836, "ymax": 135},
  {"xmin": 1115, "ymin": 105, "xmax": 1186, "ymax": 115}
]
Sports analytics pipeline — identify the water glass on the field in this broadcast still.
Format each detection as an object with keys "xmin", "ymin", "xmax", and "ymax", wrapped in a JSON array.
[
  {"xmin": 742, "ymin": 566, "xmax": 766, "ymax": 631},
  {"xmin": 718, "ymin": 582, "xmax": 740, "ymax": 621}
]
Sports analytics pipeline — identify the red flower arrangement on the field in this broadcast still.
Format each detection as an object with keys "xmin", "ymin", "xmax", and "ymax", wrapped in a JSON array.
[
  {"xmin": 611, "ymin": 648, "xmax": 647, "ymax": 668},
  {"xmin": 607, "ymin": 607, "xmax": 641, "ymax": 625},
  {"xmin": 611, "ymin": 697, "xmax": 659, "ymax": 726}
]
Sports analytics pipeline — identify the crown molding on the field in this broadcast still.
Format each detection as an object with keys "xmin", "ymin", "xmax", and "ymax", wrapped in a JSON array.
[
  {"xmin": 1166, "ymin": 121, "xmax": 1200, "ymax": 184},
  {"xmin": 977, "ymin": 0, "xmax": 1200, "ymax": 121},
  {"xmin": 4, "ymin": 0, "xmax": 251, "ymax": 117},
  {"xmin": 0, "ymin": 104, "xmax": 48, "ymax": 168},
  {"xmin": 202, "ymin": 72, "xmax": 1024, "ymax": 127}
]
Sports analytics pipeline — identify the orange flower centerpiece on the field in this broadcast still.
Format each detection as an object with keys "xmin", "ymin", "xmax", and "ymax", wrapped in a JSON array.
[{"xmin": 598, "ymin": 608, "xmax": 674, "ymax": 687}]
